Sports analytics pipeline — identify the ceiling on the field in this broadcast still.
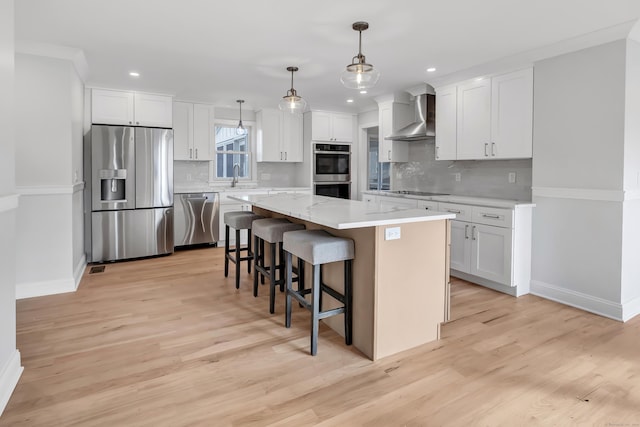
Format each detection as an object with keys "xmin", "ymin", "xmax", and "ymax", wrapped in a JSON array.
[{"xmin": 14, "ymin": 0, "xmax": 640, "ymax": 113}]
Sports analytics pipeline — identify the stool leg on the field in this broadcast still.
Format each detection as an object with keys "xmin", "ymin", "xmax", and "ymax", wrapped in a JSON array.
[
  {"xmin": 247, "ymin": 228, "xmax": 252, "ymax": 274},
  {"xmin": 318, "ymin": 265, "xmax": 323, "ymax": 312},
  {"xmin": 253, "ymin": 234, "xmax": 259, "ymax": 297},
  {"xmin": 285, "ymin": 251, "xmax": 293, "ymax": 328},
  {"xmin": 279, "ymin": 243, "xmax": 286, "ymax": 292},
  {"xmin": 311, "ymin": 264, "xmax": 320, "ymax": 356},
  {"xmin": 224, "ymin": 225, "xmax": 230, "ymax": 277},
  {"xmin": 260, "ymin": 239, "xmax": 265, "ymax": 285},
  {"xmin": 235, "ymin": 228, "xmax": 241, "ymax": 289},
  {"xmin": 345, "ymin": 259, "xmax": 353, "ymax": 346},
  {"xmin": 269, "ymin": 242, "xmax": 277, "ymax": 314},
  {"xmin": 297, "ymin": 257, "xmax": 305, "ymax": 308}
]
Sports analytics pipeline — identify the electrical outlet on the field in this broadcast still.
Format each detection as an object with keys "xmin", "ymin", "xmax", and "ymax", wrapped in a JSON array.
[
  {"xmin": 508, "ymin": 172, "xmax": 516, "ymax": 183},
  {"xmin": 384, "ymin": 227, "xmax": 401, "ymax": 241},
  {"xmin": 454, "ymin": 173, "xmax": 461, "ymax": 182}
]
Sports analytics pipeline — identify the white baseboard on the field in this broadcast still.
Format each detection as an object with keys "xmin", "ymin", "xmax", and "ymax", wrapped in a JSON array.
[
  {"xmin": 16, "ymin": 278, "xmax": 77, "ymax": 300},
  {"xmin": 0, "ymin": 350, "xmax": 23, "ymax": 416},
  {"xmin": 622, "ymin": 294, "xmax": 640, "ymax": 322},
  {"xmin": 530, "ymin": 280, "xmax": 623, "ymax": 321},
  {"xmin": 451, "ymin": 270, "xmax": 522, "ymax": 297}
]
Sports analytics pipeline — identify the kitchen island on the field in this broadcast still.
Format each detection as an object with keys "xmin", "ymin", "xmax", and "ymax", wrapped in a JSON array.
[{"xmin": 230, "ymin": 193, "xmax": 455, "ymax": 360}]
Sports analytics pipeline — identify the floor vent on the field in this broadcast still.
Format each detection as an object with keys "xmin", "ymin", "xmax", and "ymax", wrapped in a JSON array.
[{"xmin": 89, "ymin": 266, "xmax": 105, "ymax": 274}]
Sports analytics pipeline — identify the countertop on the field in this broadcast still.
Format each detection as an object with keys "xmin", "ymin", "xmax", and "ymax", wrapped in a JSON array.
[
  {"xmin": 362, "ymin": 190, "xmax": 535, "ymax": 209},
  {"xmin": 230, "ymin": 193, "xmax": 455, "ymax": 230},
  {"xmin": 174, "ymin": 186, "xmax": 311, "ymax": 194}
]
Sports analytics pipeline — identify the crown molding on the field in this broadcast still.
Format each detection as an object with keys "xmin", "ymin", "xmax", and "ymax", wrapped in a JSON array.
[{"xmin": 15, "ymin": 41, "xmax": 89, "ymax": 82}]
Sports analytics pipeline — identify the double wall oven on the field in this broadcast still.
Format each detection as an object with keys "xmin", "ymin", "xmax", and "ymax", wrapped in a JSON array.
[{"xmin": 313, "ymin": 143, "xmax": 351, "ymax": 199}]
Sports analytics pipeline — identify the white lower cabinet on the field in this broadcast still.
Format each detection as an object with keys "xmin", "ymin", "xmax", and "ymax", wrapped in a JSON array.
[
  {"xmin": 443, "ymin": 202, "xmax": 531, "ymax": 292},
  {"xmin": 377, "ymin": 195, "xmax": 418, "ymax": 208}
]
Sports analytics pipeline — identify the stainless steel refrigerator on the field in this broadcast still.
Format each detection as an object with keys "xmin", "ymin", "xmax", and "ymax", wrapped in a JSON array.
[{"xmin": 85, "ymin": 125, "xmax": 174, "ymax": 263}]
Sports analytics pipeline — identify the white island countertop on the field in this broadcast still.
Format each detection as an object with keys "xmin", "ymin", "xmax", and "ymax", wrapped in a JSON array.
[{"xmin": 230, "ymin": 193, "xmax": 455, "ymax": 230}]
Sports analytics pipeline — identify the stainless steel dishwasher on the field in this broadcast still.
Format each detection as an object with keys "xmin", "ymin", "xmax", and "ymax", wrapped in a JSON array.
[{"xmin": 174, "ymin": 192, "xmax": 220, "ymax": 247}]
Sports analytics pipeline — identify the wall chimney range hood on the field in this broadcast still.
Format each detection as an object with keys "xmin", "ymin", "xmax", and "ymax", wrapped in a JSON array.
[{"xmin": 385, "ymin": 93, "xmax": 435, "ymax": 142}]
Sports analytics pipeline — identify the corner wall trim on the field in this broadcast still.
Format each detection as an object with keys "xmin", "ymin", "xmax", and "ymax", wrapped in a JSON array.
[
  {"xmin": 16, "ymin": 278, "xmax": 77, "ymax": 300},
  {"xmin": 530, "ymin": 280, "xmax": 623, "ymax": 321},
  {"xmin": 622, "ymin": 294, "xmax": 640, "ymax": 322},
  {"xmin": 0, "ymin": 194, "xmax": 19, "ymax": 214},
  {"xmin": 73, "ymin": 255, "xmax": 87, "ymax": 291},
  {"xmin": 0, "ymin": 350, "xmax": 23, "ymax": 417}
]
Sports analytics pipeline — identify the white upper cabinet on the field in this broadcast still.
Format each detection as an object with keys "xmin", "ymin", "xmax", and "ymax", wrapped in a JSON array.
[
  {"xmin": 173, "ymin": 101, "xmax": 213, "ymax": 161},
  {"xmin": 434, "ymin": 85, "xmax": 457, "ymax": 161},
  {"xmin": 490, "ymin": 68, "xmax": 533, "ymax": 159},
  {"xmin": 310, "ymin": 111, "xmax": 353, "ymax": 142},
  {"xmin": 377, "ymin": 100, "xmax": 412, "ymax": 163},
  {"xmin": 435, "ymin": 67, "xmax": 533, "ymax": 160},
  {"xmin": 256, "ymin": 109, "xmax": 303, "ymax": 162},
  {"xmin": 92, "ymin": 89, "xmax": 173, "ymax": 128}
]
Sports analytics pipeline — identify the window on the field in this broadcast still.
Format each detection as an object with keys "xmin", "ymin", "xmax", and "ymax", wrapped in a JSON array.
[
  {"xmin": 214, "ymin": 124, "xmax": 251, "ymax": 180},
  {"xmin": 367, "ymin": 129, "xmax": 390, "ymax": 190}
]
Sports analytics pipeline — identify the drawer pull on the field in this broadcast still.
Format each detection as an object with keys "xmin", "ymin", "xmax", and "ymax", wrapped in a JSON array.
[
  {"xmin": 482, "ymin": 214, "xmax": 501, "ymax": 219},
  {"xmin": 447, "ymin": 209, "xmax": 461, "ymax": 214},
  {"xmin": 472, "ymin": 225, "xmax": 477, "ymax": 240},
  {"xmin": 464, "ymin": 224, "xmax": 469, "ymax": 239}
]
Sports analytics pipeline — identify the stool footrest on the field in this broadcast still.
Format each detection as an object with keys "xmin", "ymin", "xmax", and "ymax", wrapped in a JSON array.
[
  {"xmin": 320, "ymin": 284, "xmax": 345, "ymax": 304},
  {"xmin": 318, "ymin": 307, "xmax": 346, "ymax": 320},
  {"xmin": 288, "ymin": 289, "xmax": 311, "ymax": 310}
]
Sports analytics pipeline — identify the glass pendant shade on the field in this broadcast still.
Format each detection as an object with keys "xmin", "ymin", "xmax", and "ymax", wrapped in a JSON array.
[
  {"xmin": 236, "ymin": 100, "xmax": 247, "ymax": 135},
  {"xmin": 278, "ymin": 66, "xmax": 307, "ymax": 114},
  {"xmin": 341, "ymin": 21, "xmax": 380, "ymax": 90}
]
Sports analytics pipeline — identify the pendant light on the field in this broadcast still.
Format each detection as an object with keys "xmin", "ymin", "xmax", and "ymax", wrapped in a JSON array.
[
  {"xmin": 278, "ymin": 66, "xmax": 307, "ymax": 113},
  {"xmin": 236, "ymin": 99, "xmax": 247, "ymax": 135},
  {"xmin": 340, "ymin": 21, "xmax": 380, "ymax": 90}
]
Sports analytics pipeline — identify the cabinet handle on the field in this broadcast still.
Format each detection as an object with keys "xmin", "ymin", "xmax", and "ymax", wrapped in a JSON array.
[
  {"xmin": 447, "ymin": 209, "xmax": 461, "ymax": 214},
  {"xmin": 280, "ymin": 152, "xmax": 283, "ymax": 160},
  {"xmin": 482, "ymin": 213, "xmax": 500, "ymax": 219},
  {"xmin": 128, "ymin": 121, "xmax": 132, "ymax": 125},
  {"xmin": 464, "ymin": 224, "xmax": 469, "ymax": 239},
  {"xmin": 284, "ymin": 152, "xmax": 287, "ymax": 160},
  {"xmin": 189, "ymin": 148, "xmax": 193, "ymax": 159},
  {"xmin": 484, "ymin": 143, "xmax": 489, "ymax": 157},
  {"xmin": 195, "ymin": 148, "xmax": 198, "ymax": 159},
  {"xmin": 136, "ymin": 121, "xmax": 140, "ymax": 125},
  {"xmin": 472, "ymin": 225, "xmax": 477, "ymax": 240},
  {"xmin": 388, "ymin": 150, "xmax": 391, "ymax": 161},
  {"xmin": 435, "ymin": 146, "xmax": 439, "ymax": 159},
  {"xmin": 491, "ymin": 142, "xmax": 496, "ymax": 156}
]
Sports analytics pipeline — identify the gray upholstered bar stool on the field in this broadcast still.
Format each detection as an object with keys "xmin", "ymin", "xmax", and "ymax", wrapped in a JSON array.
[
  {"xmin": 283, "ymin": 229, "xmax": 354, "ymax": 356},
  {"xmin": 253, "ymin": 218, "xmax": 306, "ymax": 314},
  {"xmin": 224, "ymin": 211, "xmax": 263, "ymax": 289}
]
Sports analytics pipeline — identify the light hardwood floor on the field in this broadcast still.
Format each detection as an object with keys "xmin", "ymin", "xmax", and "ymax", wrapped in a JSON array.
[{"xmin": 2, "ymin": 247, "xmax": 640, "ymax": 426}]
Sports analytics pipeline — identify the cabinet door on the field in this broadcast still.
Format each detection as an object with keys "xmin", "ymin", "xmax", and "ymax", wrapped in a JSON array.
[
  {"xmin": 331, "ymin": 113, "xmax": 353, "ymax": 142},
  {"xmin": 173, "ymin": 102, "xmax": 193, "ymax": 160},
  {"xmin": 256, "ymin": 109, "xmax": 282, "ymax": 162},
  {"xmin": 490, "ymin": 68, "xmax": 533, "ymax": 159},
  {"xmin": 470, "ymin": 223, "xmax": 513, "ymax": 285},
  {"xmin": 92, "ymin": 89, "xmax": 134, "ymax": 125},
  {"xmin": 310, "ymin": 111, "xmax": 332, "ymax": 141},
  {"xmin": 134, "ymin": 93, "xmax": 173, "ymax": 128},
  {"xmin": 449, "ymin": 220, "xmax": 472, "ymax": 273},
  {"xmin": 377, "ymin": 196, "xmax": 418, "ymax": 208},
  {"xmin": 378, "ymin": 103, "xmax": 409, "ymax": 163},
  {"xmin": 417, "ymin": 200, "xmax": 439, "ymax": 211},
  {"xmin": 435, "ymin": 85, "xmax": 457, "ymax": 160},
  {"xmin": 192, "ymin": 104, "xmax": 212, "ymax": 160},
  {"xmin": 282, "ymin": 112, "xmax": 303, "ymax": 162},
  {"xmin": 457, "ymin": 79, "xmax": 491, "ymax": 160}
]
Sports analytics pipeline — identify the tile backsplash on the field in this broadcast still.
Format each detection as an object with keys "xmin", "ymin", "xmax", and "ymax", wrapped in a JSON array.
[
  {"xmin": 392, "ymin": 142, "xmax": 532, "ymax": 200},
  {"xmin": 174, "ymin": 160, "xmax": 300, "ymax": 188}
]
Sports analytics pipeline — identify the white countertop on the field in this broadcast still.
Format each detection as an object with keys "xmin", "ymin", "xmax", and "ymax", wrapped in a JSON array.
[
  {"xmin": 174, "ymin": 186, "xmax": 311, "ymax": 194},
  {"xmin": 230, "ymin": 193, "xmax": 455, "ymax": 230},
  {"xmin": 363, "ymin": 190, "xmax": 535, "ymax": 209}
]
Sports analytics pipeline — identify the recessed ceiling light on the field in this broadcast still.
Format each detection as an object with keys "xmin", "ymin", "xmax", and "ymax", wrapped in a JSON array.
[
  {"xmin": 346, "ymin": 99, "xmax": 354, "ymax": 103},
  {"xmin": 360, "ymin": 90, "xmax": 367, "ymax": 94},
  {"xmin": 129, "ymin": 72, "xmax": 140, "ymax": 77},
  {"xmin": 426, "ymin": 67, "xmax": 436, "ymax": 72}
]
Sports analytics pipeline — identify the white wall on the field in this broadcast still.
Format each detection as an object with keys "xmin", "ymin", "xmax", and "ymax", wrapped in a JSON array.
[
  {"xmin": 0, "ymin": 0, "xmax": 23, "ymax": 416},
  {"xmin": 531, "ymin": 41, "xmax": 628, "ymax": 320},
  {"xmin": 14, "ymin": 53, "xmax": 85, "ymax": 298},
  {"xmin": 621, "ymin": 39, "xmax": 640, "ymax": 318}
]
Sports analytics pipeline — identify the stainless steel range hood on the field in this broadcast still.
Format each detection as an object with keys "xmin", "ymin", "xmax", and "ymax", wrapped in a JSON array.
[{"xmin": 385, "ymin": 93, "xmax": 435, "ymax": 141}]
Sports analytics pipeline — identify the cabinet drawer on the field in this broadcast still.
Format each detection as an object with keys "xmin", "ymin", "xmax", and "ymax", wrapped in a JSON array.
[
  {"xmin": 437, "ymin": 202, "xmax": 473, "ymax": 222},
  {"xmin": 417, "ymin": 200, "xmax": 439, "ymax": 211},
  {"xmin": 472, "ymin": 206, "xmax": 513, "ymax": 228}
]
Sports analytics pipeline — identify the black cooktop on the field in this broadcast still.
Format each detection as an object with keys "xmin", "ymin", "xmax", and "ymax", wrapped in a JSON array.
[{"xmin": 390, "ymin": 190, "xmax": 449, "ymax": 196}]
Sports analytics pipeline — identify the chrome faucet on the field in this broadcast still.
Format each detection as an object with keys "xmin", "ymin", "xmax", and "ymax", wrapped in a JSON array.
[{"xmin": 231, "ymin": 163, "xmax": 240, "ymax": 187}]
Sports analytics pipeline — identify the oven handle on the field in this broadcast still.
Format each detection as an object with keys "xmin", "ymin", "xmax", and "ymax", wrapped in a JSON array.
[
  {"xmin": 313, "ymin": 181, "xmax": 352, "ymax": 185},
  {"xmin": 314, "ymin": 151, "xmax": 351, "ymax": 155}
]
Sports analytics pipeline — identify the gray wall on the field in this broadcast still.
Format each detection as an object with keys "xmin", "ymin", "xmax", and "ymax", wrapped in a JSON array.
[
  {"xmin": 531, "ymin": 40, "xmax": 627, "ymax": 316},
  {"xmin": 392, "ymin": 141, "xmax": 533, "ymax": 201},
  {"xmin": 0, "ymin": 0, "xmax": 19, "ymax": 414}
]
